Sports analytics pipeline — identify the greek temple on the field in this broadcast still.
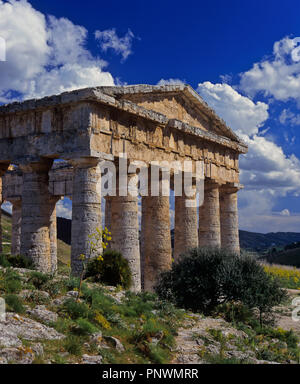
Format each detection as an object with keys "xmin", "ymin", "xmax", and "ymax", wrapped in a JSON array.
[{"xmin": 0, "ymin": 84, "xmax": 247, "ymax": 291}]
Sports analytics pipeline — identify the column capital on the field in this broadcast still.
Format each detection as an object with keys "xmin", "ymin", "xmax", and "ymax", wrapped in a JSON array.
[
  {"xmin": 220, "ymin": 182, "xmax": 243, "ymax": 194},
  {"xmin": 68, "ymin": 157, "xmax": 101, "ymax": 169},
  {"xmin": 204, "ymin": 178, "xmax": 223, "ymax": 190},
  {"xmin": 19, "ymin": 159, "xmax": 53, "ymax": 174}
]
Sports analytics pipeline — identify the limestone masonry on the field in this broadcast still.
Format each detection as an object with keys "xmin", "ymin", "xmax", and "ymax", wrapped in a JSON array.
[{"xmin": 0, "ymin": 84, "xmax": 247, "ymax": 292}]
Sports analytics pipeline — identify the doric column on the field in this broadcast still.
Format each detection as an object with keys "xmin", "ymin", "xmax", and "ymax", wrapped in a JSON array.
[
  {"xmin": 174, "ymin": 187, "xmax": 198, "ymax": 261},
  {"xmin": 142, "ymin": 189, "xmax": 172, "ymax": 292},
  {"xmin": 110, "ymin": 173, "xmax": 141, "ymax": 292},
  {"xmin": 20, "ymin": 160, "xmax": 55, "ymax": 273},
  {"xmin": 49, "ymin": 200, "xmax": 59, "ymax": 274},
  {"xmin": 198, "ymin": 180, "xmax": 221, "ymax": 248},
  {"xmin": 70, "ymin": 158, "xmax": 102, "ymax": 276},
  {"xmin": 11, "ymin": 200, "xmax": 22, "ymax": 256},
  {"xmin": 220, "ymin": 185, "xmax": 240, "ymax": 254}
]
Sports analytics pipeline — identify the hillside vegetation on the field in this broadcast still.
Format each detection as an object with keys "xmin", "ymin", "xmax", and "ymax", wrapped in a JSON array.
[
  {"xmin": 0, "ymin": 211, "xmax": 299, "ymax": 364},
  {"xmin": 0, "ymin": 263, "xmax": 299, "ymax": 364}
]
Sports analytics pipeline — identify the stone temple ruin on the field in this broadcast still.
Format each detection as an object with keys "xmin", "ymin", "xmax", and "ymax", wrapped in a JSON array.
[{"xmin": 0, "ymin": 84, "xmax": 247, "ymax": 292}]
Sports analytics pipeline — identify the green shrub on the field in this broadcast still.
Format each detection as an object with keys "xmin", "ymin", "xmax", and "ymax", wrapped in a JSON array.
[
  {"xmin": 62, "ymin": 299, "xmax": 90, "ymax": 320},
  {"xmin": 53, "ymin": 317, "xmax": 73, "ymax": 334},
  {"xmin": 1, "ymin": 269, "xmax": 22, "ymax": 293},
  {"xmin": 256, "ymin": 327, "xmax": 298, "ymax": 349},
  {"xmin": 85, "ymin": 250, "xmax": 132, "ymax": 289},
  {"xmin": 41, "ymin": 279, "xmax": 64, "ymax": 297},
  {"xmin": 156, "ymin": 247, "xmax": 229, "ymax": 313},
  {"xmin": 119, "ymin": 292, "xmax": 157, "ymax": 319},
  {"xmin": 5, "ymin": 294, "xmax": 25, "ymax": 313},
  {"xmin": 28, "ymin": 271, "xmax": 50, "ymax": 289},
  {"xmin": 87, "ymin": 290, "xmax": 116, "ymax": 318},
  {"xmin": 221, "ymin": 254, "xmax": 287, "ymax": 325},
  {"xmin": 142, "ymin": 318, "xmax": 162, "ymax": 338},
  {"xmin": 0, "ymin": 254, "xmax": 33, "ymax": 269},
  {"xmin": 73, "ymin": 318, "xmax": 98, "ymax": 335},
  {"xmin": 155, "ymin": 247, "xmax": 286, "ymax": 323},
  {"xmin": 51, "ymin": 354, "xmax": 68, "ymax": 364},
  {"xmin": 148, "ymin": 344, "xmax": 169, "ymax": 364},
  {"xmin": 0, "ymin": 254, "xmax": 10, "ymax": 267},
  {"xmin": 6, "ymin": 254, "xmax": 33, "ymax": 269},
  {"xmin": 63, "ymin": 335, "xmax": 83, "ymax": 356},
  {"xmin": 104, "ymin": 312, "xmax": 127, "ymax": 329},
  {"xmin": 215, "ymin": 302, "xmax": 255, "ymax": 325},
  {"xmin": 64, "ymin": 277, "xmax": 81, "ymax": 291}
]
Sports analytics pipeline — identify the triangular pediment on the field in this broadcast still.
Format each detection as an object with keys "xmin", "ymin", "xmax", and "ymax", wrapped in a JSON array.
[{"xmin": 100, "ymin": 84, "xmax": 241, "ymax": 143}]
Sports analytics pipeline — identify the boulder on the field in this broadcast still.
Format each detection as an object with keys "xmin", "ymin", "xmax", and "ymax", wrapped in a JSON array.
[
  {"xmin": 0, "ymin": 313, "xmax": 64, "ymax": 347},
  {"xmin": 26, "ymin": 305, "xmax": 58, "ymax": 324},
  {"xmin": 0, "ymin": 346, "xmax": 35, "ymax": 364},
  {"xmin": 103, "ymin": 336, "xmax": 125, "ymax": 352},
  {"xmin": 82, "ymin": 354, "xmax": 103, "ymax": 364}
]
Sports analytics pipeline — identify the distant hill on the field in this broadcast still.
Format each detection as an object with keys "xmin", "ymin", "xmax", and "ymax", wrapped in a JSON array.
[
  {"xmin": 170, "ymin": 228, "xmax": 300, "ymax": 254},
  {"xmin": 264, "ymin": 247, "xmax": 300, "ymax": 268},
  {"xmin": 239, "ymin": 230, "xmax": 300, "ymax": 253}
]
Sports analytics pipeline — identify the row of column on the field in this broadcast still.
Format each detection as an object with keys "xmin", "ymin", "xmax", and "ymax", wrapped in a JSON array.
[
  {"xmin": 106, "ymin": 177, "xmax": 240, "ymax": 292},
  {"xmin": 2, "ymin": 158, "xmax": 240, "ymax": 293}
]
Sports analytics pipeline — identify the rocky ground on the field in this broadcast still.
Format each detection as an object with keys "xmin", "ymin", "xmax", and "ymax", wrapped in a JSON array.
[
  {"xmin": 173, "ymin": 289, "xmax": 300, "ymax": 364},
  {"xmin": 0, "ymin": 265, "xmax": 299, "ymax": 364}
]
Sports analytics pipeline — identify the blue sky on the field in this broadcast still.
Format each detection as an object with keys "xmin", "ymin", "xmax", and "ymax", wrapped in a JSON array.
[{"xmin": 2, "ymin": 0, "xmax": 300, "ymax": 233}]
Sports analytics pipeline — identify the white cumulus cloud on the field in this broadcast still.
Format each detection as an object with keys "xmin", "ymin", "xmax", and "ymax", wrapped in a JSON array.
[
  {"xmin": 279, "ymin": 109, "xmax": 300, "ymax": 126},
  {"xmin": 56, "ymin": 198, "xmax": 72, "ymax": 219},
  {"xmin": 240, "ymin": 36, "xmax": 300, "ymax": 105},
  {"xmin": 280, "ymin": 209, "xmax": 290, "ymax": 216},
  {"xmin": 157, "ymin": 78, "xmax": 185, "ymax": 86},
  {"xmin": 197, "ymin": 82, "xmax": 269, "ymax": 137},
  {"xmin": 0, "ymin": 0, "xmax": 115, "ymax": 101},
  {"xmin": 95, "ymin": 28, "xmax": 135, "ymax": 61}
]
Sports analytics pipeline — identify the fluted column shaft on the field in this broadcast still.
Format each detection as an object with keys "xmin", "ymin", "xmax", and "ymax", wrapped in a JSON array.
[
  {"xmin": 70, "ymin": 158, "xmax": 102, "ymax": 276},
  {"xmin": 20, "ymin": 161, "xmax": 54, "ymax": 273},
  {"xmin": 142, "ymin": 192, "xmax": 172, "ymax": 292},
  {"xmin": 220, "ymin": 187, "xmax": 240, "ymax": 254},
  {"xmin": 198, "ymin": 180, "xmax": 221, "ymax": 248},
  {"xmin": 110, "ymin": 173, "xmax": 141, "ymax": 292},
  {"xmin": 11, "ymin": 200, "xmax": 21, "ymax": 256},
  {"xmin": 174, "ymin": 189, "xmax": 198, "ymax": 260}
]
